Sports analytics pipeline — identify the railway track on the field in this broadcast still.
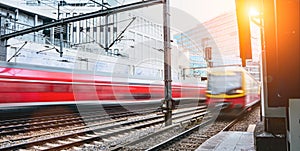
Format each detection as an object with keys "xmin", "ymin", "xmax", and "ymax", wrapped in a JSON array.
[
  {"xmin": 0, "ymin": 105, "xmax": 158, "ymax": 135},
  {"xmin": 0, "ymin": 100, "xmax": 204, "ymax": 137},
  {"xmin": 144, "ymin": 120, "xmax": 231, "ymax": 151},
  {"xmin": 0, "ymin": 104, "xmax": 207, "ymax": 150},
  {"xmin": 119, "ymin": 102, "xmax": 260, "ymax": 151},
  {"xmin": 0, "ymin": 107, "xmax": 158, "ymax": 149}
]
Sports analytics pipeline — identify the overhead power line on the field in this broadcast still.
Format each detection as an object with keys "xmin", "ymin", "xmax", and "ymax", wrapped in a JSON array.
[{"xmin": 0, "ymin": 0, "xmax": 163, "ymax": 41}]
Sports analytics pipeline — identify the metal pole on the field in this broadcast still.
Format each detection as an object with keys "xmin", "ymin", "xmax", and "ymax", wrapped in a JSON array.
[
  {"xmin": 34, "ymin": 15, "xmax": 37, "ymax": 42},
  {"xmin": 163, "ymin": 0, "xmax": 172, "ymax": 126},
  {"xmin": 105, "ymin": 15, "xmax": 109, "ymax": 53},
  {"xmin": 0, "ymin": 16, "xmax": 8, "ymax": 61},
  {"xmin": 58, "ymin": 2, "xmax": 63, "ymax": 57},
  {"xmin": 7, "ymin": 41, "xmax": 27, "ymax": 62},
  {"xmin": 103, "ymin": 0, "xmax": 109, "ymax": 54},
  {"xmin": 0, "ymin": 39, "xmax": 7, "ymax": 61}
]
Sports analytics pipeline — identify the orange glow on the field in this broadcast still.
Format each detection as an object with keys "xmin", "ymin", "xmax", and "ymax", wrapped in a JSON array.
[{"xmin": 249, "ymin": 8, "xmax": 260, "ymax": 17}]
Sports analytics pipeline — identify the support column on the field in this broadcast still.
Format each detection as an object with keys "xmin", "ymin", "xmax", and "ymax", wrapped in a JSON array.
[
  {"xmin": 0, "ymin": 40, "xmax": 7, "ymax": 61},
  {"xmin": 58, "ymin": 3, "xmax": 63, "ymax": 57},
  {"xmin": 34, "ymin": 15, "xmax": 38, "ymax": 42},
  {"xmin": 0, "ymin": 16, "xmax": 8, "ymax": 61},
  {"xmin": 50, "ymin": 20, "xmax": 55, "ymax": 44},
  {"xmin": 105, "ymin": 15, "xmax": 109, "ymax": 53},
  {"xmin": 163, "ymin": 0, "xmax": 173, "ymax": 126}
]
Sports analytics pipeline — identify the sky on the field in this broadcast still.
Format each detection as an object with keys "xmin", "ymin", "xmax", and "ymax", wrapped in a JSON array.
[
  {"xmin": 170, "ymin": 0, "xmax": 236, "ymax": 22},
  {"xmin": 122, "ymin": 0, "xmax": 236, "ymax": 23}
]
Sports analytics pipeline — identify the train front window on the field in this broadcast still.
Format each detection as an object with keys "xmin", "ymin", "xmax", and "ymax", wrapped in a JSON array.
[{"xmin": 207, "ymin": 72, "xmax": 242, "ymax": 95}]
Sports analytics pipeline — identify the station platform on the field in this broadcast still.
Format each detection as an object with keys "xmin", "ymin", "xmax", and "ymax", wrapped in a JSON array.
[{"xmin": 196, "ymin": 131, "xmax": 255, "ymax": 151}]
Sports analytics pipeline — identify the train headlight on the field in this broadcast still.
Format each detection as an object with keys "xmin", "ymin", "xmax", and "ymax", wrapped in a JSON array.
[
  {"xmin": 226, "ymin": 89, "xmax": 244, "ymax": 95},
  {"xmin": 235, "ymin": 90, "xmax": 244, "ymax": 94},
  {"xmin": 206, "ymin": 90, "xmax": 212, "ymax": 94}
]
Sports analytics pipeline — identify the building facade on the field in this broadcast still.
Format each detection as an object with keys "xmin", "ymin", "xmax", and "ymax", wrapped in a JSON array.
[
  {"xmin": 174, "ymin": 11, "xmax": 242, "ymax": 77},
  {"xmin": 0, "ymin": 0, "xmax": 191, "ymax": 81}
]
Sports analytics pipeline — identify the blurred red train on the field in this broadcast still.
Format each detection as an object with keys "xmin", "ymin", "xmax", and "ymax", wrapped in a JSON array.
[{"xmin": 0, "ymin": 62, "xmax": 206, "ymax": 107}]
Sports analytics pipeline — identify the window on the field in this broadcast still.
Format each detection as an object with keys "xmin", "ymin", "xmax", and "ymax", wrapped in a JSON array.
[{"xmin": 114, "ymin": 49, "xmax": 119, "ymax": 55}]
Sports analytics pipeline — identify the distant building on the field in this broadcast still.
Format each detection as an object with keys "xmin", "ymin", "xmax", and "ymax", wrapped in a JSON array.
[
  {"xmin": 0, "ymin": 0, "xmax": 191, "ymax": 80},
  {"xmin": 174, "ymin": 11, "xmax": 242, "ymax": 77}
]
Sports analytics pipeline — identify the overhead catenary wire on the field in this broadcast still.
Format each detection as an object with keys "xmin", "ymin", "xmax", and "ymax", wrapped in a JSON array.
[{"xmin": 0, "ymin": 0, "xmax": 163, "ymax": 40}]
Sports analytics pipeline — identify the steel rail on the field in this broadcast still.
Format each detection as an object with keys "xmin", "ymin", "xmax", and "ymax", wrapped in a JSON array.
[
  {"xmin": 145, "ymin": 119, "xmax": 213, "ymax": 151},
  {"xmin": 144, "ymin": 101, "xmax": 261, "ymax": 150},
  {"xmin": 222, "ymin": 101, "xmax": 260, "ymax": 131},
  {"xmin": 0, "ymin": 105, "xmax": 207, "ymax": 150}
]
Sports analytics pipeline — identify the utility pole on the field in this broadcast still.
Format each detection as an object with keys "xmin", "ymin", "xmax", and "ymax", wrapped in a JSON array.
[
  {"xmin": 0, "ymin": 16, "xmax": 7, "ymax": 61},
  {"xmin": 105, "ymin": 15, "xmax": 109, "ymax": 53},
  {"xmin": 162, "ymin": 0, "xmax": 173, "ymax": 126},
  {"xmin": 101, "ymin": 0, "xmax": 110, "ymax": 54},
  {"xmin": 58, "ymin": 1, "xmax": 63, "ymax": 57}
]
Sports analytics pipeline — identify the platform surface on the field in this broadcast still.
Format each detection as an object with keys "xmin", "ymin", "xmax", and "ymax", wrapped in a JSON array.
[{"xmin": 196, "ymin": 131, "xmax": 255, "ymax": 151}]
